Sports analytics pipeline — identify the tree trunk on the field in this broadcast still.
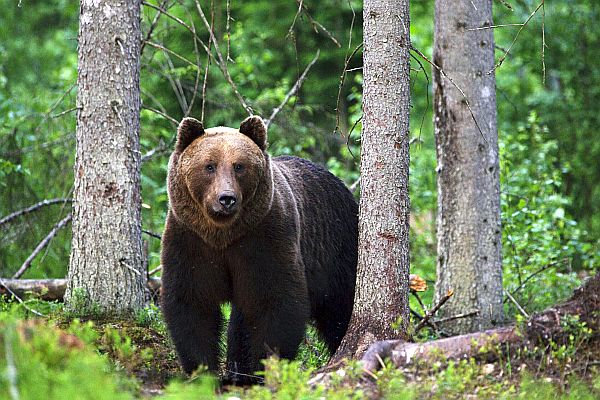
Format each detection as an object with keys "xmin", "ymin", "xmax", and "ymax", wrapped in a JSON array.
[
  {"xmin": 65, "ymin": 0, "xmax": 147, "ymax": 315},
  {"xmin": 332, "ymin": 0, "xmax": 411, "ymax": 361},
  {"xmin": 433, "ymin": 0, "xmax": 503, "ymax": 334}
]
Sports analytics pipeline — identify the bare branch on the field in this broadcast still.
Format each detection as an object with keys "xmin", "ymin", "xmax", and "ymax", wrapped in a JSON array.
[
  {"xmin": 414, "ymin": 289, "xmax": 454, "ymax": 332},
  {"xmin": 334, "ymin": 43, "xmax": 363, "ymax": 135},
  {"xmin": 0, "ymin": 198, "xmax": 72, "ymax": 227},
  {"xmin": 142, "ymin": 104, "xmax": 180, "ymax": 126},
  {"xmin": 13, "ymin": 215, "xmax": 72, "ymax": 279},
  {"xmin": 489, "ymin": 1, "xmax": 544, "ymax": 75},
  {"xmin": 295, "ymin": 0, "xmax": 341, "ymax": 47},
  {"xmin": 142, "ymin": 229, "xmax": 162, "ymax": 240},
  {"xmin": 141, "ymin": 139, "xmax": 169, "ymax": 163},
  {"xmin": 51, "ymin": 107, "xmax": 77, "ymax": 119},
  {"xmin": 504, "ymin": 289, "xmax": 530, "ymax": 319},
  {"xmin": 432, "ymin": 310, "xmax": 479, "ymax": 325},
  {"xmin": 149, "ymin": 265, "xmax": 162, "ymax": 276},
  {"xmin": 348, "ymin": 177, "xmax": 360, "ymax": 194},
  {"xmin": 193, "ymin": 0, "xmax": 253, "ymax": 116},
  {"xmin": 507, "ymin": 260, "xmax": 562, "ymax": 300},
  {"xmin": 0, "ymin": 277, "xmax": 46, "ymax": 317},
  {"xmin": 410, "ymin": 51, "xmax": 431, "ymax": 140},
  {"xmin": 541, "ymin": 0, "xmax": 546, "ymax": 85},
  {"xmin": 201, "ymin": 3, "xmax": 215, "ymax": 124},
  {"xmin": 143, "ymin": 40, "xmax": 200, "ymax": 71},
  {"xmin": 141, "ymin": 0, "xmax": 170, "ymax": 54},
  {"xmin": 496, "ymin": 0, "xmax": 514, "ymax": 11},
  {"xmin": 286, "ymin": 0, "xmax": 304, "ymax": 39},
  {"xmin": 411, "ymin": 45, "xmax": 488, "ymax": 142},
  {"xmin": 185, "ymin": 16, "xmax": 202, "ymax": 118},
  {"xmin": 264, "ymin": 50, "xmax": 320, "ymax": 129},
  {"xmin": 225, "ymin": 0, "xmax": 233, "ymax": 63},
  {"xmin": 142, "ymin": 1, "xmax": 253, "ymax": 115},
  {"xmin": 467, "ymin": 23, "xmax": 524, "ymax": 31},
  {"xmin": 0, "ymin": 278, "xmax": 162, "ymax": 302}
]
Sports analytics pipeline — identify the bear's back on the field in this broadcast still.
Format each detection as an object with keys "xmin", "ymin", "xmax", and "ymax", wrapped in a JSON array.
[{"xmin": 272, "ymin": 155, "xmax": 358, "ymax": 311}]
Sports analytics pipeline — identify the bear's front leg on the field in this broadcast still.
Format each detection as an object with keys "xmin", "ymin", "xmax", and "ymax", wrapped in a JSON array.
[
  {"xmin": 161, "ymin": 218, "xmax": 227, "ymax": 375},
  {"xmin": 225, "ymin": 267, "xmax": 310, "ymax": 384},
  {"xmin": 162, "ymin": 290, "xmax": 223, "ymax": 374}
]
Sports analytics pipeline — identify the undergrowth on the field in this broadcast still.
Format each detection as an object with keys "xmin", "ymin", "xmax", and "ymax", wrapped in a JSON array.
[{"xmin": 1, "ymin": 296, "xmax": 599, "ymax": 399}]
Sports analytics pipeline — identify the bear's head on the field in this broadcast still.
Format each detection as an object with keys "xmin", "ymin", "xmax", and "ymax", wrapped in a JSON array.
[{"xmin": 167, "ymin": 116, "xmax": 274, "ymax": 247}]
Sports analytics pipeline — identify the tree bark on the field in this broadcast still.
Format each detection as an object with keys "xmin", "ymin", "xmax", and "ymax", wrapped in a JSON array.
[
  {"xmin": 65, "ymin": 0, "xmax": 147, "ymax": 315},
  {"xmin": 332, "ymin": 0, "xmax": 411, "ymax": 361},
  {"xmin": 433, "ymin": 0, "xmax": 503, "ymax": 334}
]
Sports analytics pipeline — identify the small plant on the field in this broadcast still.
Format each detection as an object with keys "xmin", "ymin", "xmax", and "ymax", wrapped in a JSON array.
[
  {"xmin": 135, "ymin": 303, "xmax": 165, "ymax": 333},
  {"xmin": 64, "ymin": 287, "xmax": 103, "ymax": 318}
]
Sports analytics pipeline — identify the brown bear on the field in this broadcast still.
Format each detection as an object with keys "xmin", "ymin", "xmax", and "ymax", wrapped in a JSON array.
[{"xmin": 161, "ymin": 115, "xmax": 358, "ymax": 384}]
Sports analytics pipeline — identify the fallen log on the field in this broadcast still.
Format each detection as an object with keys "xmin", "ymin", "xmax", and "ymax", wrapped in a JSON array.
[
  {"xmin": 0, "ymin": 278, "xmax": 162, "ymax": 301},
  {"xmin": 360, "ymin": 273, "xmax": 600, "ymax": 373}
]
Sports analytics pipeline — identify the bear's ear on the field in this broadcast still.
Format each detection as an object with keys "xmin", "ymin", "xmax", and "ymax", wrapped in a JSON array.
[
  {"xmin": 239, "ymin": 115, "xmax": 267, "ymax": 151},
  {"xmin": 176, "ymin": 117, "xmax": 205, "ymax": 152}
]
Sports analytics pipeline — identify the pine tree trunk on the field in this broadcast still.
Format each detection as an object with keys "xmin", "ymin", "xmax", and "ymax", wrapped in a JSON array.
[
  {"xmin": 65, "ymin": 0, "xmax": 147, "ymax": 315},
  {"xmin": 433, "ymin": 0, "xmax": 503, "ymax": 334},
  {"xmin": 333, "ymin": 0, "xmax": 411, "ymax": 361}
]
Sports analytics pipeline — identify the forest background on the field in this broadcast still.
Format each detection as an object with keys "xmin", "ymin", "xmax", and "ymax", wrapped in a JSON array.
[{"xmin": 1, "ymin": 0, "xmax": 599, "ymax": 326}]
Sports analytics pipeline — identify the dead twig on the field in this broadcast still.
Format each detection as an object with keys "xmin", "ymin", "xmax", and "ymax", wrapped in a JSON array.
[
  {"xmin": 414, "ymin": 289, "xmax": 454, "ymax": 332},
  {"xmin": 504, "ymin": 289, "xmax": 530, "ymax": 319},
  {"xmin": 0, "ymin": 277, "xmax": 45, "ymax": 317},
  {"xmin": 432, "ymin": 310, "xmax": 479, "ymax": 325},
  {"xmin": 148, "ymin": 265, "xmax": 162, "ymax": 277},
  {"xmin": 410, "ymin": 51, "xmax": 431, "ymax": 140},
  {"xmin": 467, "ymin": 23, "xmax": 524, "ymax": 31},
  {"xmin": 142, "ymin": 105, "xmax": 180, "ymax": 126},
  {"xmin": 286, "ymin": 0, "xmax": 304, "ymax": 39},
  {"xmin": 295, "ymin": 0, "xmax": 340, "ymax": 47},
  {"xmin": 201, "ymin": 1, "xmax": 215, "ymax": 124},
  {"xmin": 411, "ymin": 45, "xmax": 488, "ymax": 143},
  {"xmin": 141, "ymin": 0, "xmax": 170, "ymax": 54},
  {"xmin": 334, "ymin": 43, "xmax": 363, "ymax": 136},
  {"xmin": 496, "ymin": 0, "xmax": 513, "ymax": 11},
  {"xmin": 12, "ymin": 215, "xmax": 72, "ymax": 279},
  {"xmin": 264, "ymin": 50, "xmax": 320, "ymax": 129},
  {"xmin": 184, "ymin": 14, "xmax": 202, "ymax": 118},
  {"xmin": 193, "ymin": 0, "xmax": 253, "ymax": 116},
  {"xmin": 489, "ymin": 1, "xmax": 544, "ymax": 75},
  {"xmin": 143, "ymin": 40, "xmax": 200, "ymax": 71},
  {"xmin": 507, "ymin": 260, "xmax": 562, "ymax": 300},
  {"xmin": 0, "ymin": 198, "xmax": 72, "ymax": 227},
  {"xmin": 142, "ymin": 229, "xmax": 162, "ymax": 240}
]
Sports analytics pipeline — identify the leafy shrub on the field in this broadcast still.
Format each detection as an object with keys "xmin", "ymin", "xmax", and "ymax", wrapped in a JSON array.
[
  {"xmin": 0, "ymin": 314, "xmax": 135, "ymax": 400},
  {"xmin": 500, "ymin": 112, "xmax": 600, "ymax": 315}
]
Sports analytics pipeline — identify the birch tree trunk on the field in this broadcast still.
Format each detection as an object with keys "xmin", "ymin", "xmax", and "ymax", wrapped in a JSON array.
[
  {"xmin": 333, "ymin": 0, "xmax": 411, "ymax": 360},
  {"xmin": 65, "ymin": 0, "xmax": 147, "ymax": 315},
  {"xmin": 433, "ymin": 0, "xmax": 503, "ymax": 334}
]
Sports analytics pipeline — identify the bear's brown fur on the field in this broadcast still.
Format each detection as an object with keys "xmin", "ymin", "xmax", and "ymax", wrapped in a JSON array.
[{"xmin": 161, "ymin": 116, "xmax": 357, "ymax": 384}]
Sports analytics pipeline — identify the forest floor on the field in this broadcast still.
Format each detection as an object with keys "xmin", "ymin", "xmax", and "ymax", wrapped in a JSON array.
[
  {"xmin": 1, "ymin": 299, "xmax": 599, "ymax": 399},
  {"xmin": 99, "ymin": 316, "xmax": 600, "ymax": 399}
]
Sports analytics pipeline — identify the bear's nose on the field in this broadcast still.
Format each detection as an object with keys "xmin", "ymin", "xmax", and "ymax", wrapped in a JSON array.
[{"xmin": 218, "ymin": 194, "xmax": 237, "ymax": 209}]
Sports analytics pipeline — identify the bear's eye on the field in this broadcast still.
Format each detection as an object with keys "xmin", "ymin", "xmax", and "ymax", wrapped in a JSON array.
[
  {"xmin": 234, "ymin": 163, "xmax": 245, "ymax": 173},
  {"xmin": 205, "ymin": 164, "xmax": 216, "ymax": 173}
]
